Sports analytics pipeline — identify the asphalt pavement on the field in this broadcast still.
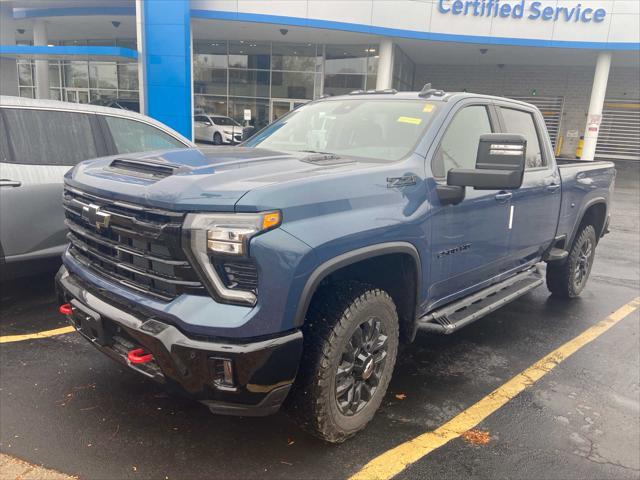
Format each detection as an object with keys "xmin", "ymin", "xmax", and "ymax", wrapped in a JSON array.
[{"xmin": 0, "ymin": 160, "xmax": 638, "ymax": 480}]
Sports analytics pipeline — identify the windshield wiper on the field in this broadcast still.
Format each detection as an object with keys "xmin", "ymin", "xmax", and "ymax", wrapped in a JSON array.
[{"xmin": 300, "ymin": 149, "xmax": 338, "ymax": 156}]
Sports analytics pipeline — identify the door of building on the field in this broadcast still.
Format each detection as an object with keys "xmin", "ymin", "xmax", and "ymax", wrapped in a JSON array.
[
  {"xmin": 64, "ymin": 89, "xmax": 90, "ymax": 104},
  {"xmin": 270, "ymin": 99, "xmax": 309, "ymax": 123},
  {"xmin": 596, "ymin": 99, "xmax": 640, "ymax": 161}
]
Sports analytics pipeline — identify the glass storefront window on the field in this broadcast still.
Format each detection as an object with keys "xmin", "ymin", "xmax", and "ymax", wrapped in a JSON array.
[
  {"xmin": 194, "ymin": 95, "xmax": 228, "ymax": 116},
  {"xmin": 229, "ymin": 41, "xmax": 270, "ymax": 70},
  {"xmin": 228, "ymin": 69, "xmax": 270, "ymax": 98},
  {"xmin": 89, "ymin": 63, "xmax": 118, "ymax": 90},
  {"xmin": 49, "ymin": 62, "xmax": 61, "ymax": 88},
  {"xmin": 324, "ymin": 73, "xmax": 366, "ymax": 96},
  {"xmin": 194, "ymin": 41, "xmax": 228, "ymax": 68},
  {"xmin": 271, "ymin": 71, "xmax": 316, "ymax": 100},
  {"xmin": 117, "ymin": 63, "xmax": 138, "ymax": 91},
  {"xmin": 19, "ymin": 87, "xmax": 34, "ymax": 98},
  {"xmin": 229, "ymin": 97, "xmax": 269, "ymax": 131},
  {"xmin": 194, "ymin": 68, "xmax": 227, "ymax": 96},
  {"xmin": 325, "ymin": 45, "xmax": 369, "ymax": 75},
  {"xmin": 90, "ymin": 89, "xmax": 119, "ymax": 102},
  {"xmin": 17, "ymin": 62, "xmax": 33, "ymax": 87},
  {"xmin": 272, "ymin": 43, "xmax": 320, "ymax": 72},
  {"xmin": 63, "ymin": 61, "xmax": 89, "ymax": 88}
]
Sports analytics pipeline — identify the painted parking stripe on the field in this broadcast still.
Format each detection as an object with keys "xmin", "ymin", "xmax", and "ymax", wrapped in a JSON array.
[
  {"xmin": 350, "ymin": 296, "xmax": 640, "ymax": 480},
  {"xmin": 0, "ymin": 325, "xmax": 75, "ymax": 344}
]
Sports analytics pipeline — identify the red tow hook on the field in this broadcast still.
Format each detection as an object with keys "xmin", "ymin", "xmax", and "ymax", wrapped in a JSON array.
[
  {"xmin": 59, "ymin": 303, "xmax": 73, "ymax": 315},
  {"xmin": 127, "ymin": 348, "xmax": 154, "ymax": 364}
]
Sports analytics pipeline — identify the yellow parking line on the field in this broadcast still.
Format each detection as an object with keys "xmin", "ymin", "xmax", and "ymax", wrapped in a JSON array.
[
  {"xmin": 350, "ymin": 297, "xmax": 640, "ymax": 480},
  {"xmin": 0, "ymin": 325, "xmax": 76, "ymax": 344}
]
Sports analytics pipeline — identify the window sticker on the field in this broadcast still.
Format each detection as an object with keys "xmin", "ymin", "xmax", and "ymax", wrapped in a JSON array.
[
  {"xmin": 397, "ymin": 116, "xmax": 422, "ymax": 125},
  {"xmin": 423, "ymin": 104, "xmax": 436, "ymax": 113}
]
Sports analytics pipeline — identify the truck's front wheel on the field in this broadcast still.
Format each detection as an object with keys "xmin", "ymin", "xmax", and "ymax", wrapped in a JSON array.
[
  {"xmin": 288, "ymin": 281, "xmax": 399, "ymax": 443},
  {"xmin": 546, "ymin": 224, "xmax": 597, "ymax": 298}
]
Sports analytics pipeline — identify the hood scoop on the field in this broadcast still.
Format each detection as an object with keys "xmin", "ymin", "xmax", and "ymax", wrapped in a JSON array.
[{"xmin": 107, "ymin": 157, "xmax": 184, "ymax": 180}]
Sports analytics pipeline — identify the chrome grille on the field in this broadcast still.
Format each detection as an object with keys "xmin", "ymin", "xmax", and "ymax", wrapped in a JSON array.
[{"xmin": 63, "ymin": 186, "xmax": 204, "ymax": 301}]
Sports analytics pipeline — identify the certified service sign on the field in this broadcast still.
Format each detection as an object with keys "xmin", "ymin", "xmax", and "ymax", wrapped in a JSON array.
[{"xmin": 437, "ymin": 0, "xmax": 607, "ymax": 24}]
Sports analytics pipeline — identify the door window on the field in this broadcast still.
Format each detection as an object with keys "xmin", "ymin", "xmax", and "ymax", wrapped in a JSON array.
[
  {"xmin": 1, "ymin": 108, "xmax": 98, "ymax": 165},
  {"xmin": 432, "ymin": 105, "xmax": 493, "ymax": 179},
  {"xmin": 500, "ymin": 108, "xmax": 545, "ymax": 169},
  {"xmin": 195, "ymin": 115, "xmax": 209, "ymax": 123},
  {"xmin": 103, "ymin": 116, "xmax": 186, "ymax": 154}
]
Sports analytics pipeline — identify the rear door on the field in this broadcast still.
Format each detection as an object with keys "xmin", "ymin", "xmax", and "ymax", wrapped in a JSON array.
[
  {"xmin": 427, "ymin": 101, "xmax": 513, "ymax": 308},
  {"xmin": 496, "ymin": 104, "xmax": 561, "ymax": 266},
  {"xmin": 0, "ymin": 107, "xmax": 104, "ymax": 261}
]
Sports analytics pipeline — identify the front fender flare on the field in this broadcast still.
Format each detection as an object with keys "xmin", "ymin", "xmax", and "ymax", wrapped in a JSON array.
[{"xmin": 292, "ymin": 241, "xmax": 422, "ymax": 327}]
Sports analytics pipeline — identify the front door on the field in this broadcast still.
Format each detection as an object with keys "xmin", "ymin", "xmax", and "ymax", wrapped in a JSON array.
[
  {"xmin": 270, "ymin": 99, "xmax": 309, "ymax": 123},
  {"xmin": 427, "ymin": 103, "xmax": 513, "ymax": 309}
]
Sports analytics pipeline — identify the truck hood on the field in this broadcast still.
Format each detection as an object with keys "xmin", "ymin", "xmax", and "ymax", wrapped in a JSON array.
[{"xmin": 66, "ymin": 147, "xmax": 374, "ymax": 211}]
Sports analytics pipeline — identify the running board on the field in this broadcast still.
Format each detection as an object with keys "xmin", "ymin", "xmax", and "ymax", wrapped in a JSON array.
[{"xmin": 417, "ymin": 267, "xmax": 544, "ymax": 335}]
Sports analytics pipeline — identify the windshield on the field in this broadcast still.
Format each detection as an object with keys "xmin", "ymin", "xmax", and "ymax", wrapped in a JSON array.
[
  {"xmin": 244, "ymin": 99, "xmax": 438, "ymax": 161},
  {"xmin": 213, "ymin": 117, "xmax": 240, "ymax": 127}
]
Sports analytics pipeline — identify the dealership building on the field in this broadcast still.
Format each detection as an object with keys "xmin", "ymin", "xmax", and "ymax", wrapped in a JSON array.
[{"xmin": 0, "ymin": 0, "xmax": 638, "ymax": 160}]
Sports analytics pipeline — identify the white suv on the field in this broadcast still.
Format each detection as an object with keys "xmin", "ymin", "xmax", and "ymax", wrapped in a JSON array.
[{"xmin": 193, "ymin": 114, "xmax": 243, "ymax": 145}]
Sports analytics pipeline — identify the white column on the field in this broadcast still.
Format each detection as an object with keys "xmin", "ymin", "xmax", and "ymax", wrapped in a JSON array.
[
  {"xmin": 0, "ymin": 1, "xmax": 19, "ymax": 96},
  {"xmin": 135, "ymin": 0, "xmax": 147, "ymax": 114},
  {"xmin": 375, "ymin": 39, "xmax": 394, "ymax": 91},
  {"xmin": 581, "ymin": 51, "xmax": 612, "ymax": 161},
  {"xmin": 33, "ymin": 19, "xmax": 49, "ymax": 100}
]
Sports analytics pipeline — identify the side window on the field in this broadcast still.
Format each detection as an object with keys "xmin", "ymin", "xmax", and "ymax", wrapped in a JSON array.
[
  {"xmin": 195, "ymin": 115, "xmax": 208, "ymax": 123},
  {"xmin": 2, "ymin": 108, "xmax": 98, "ymax": 165},
  {"xmin": 432, "ymin": 105, "xmax": 492, "ymax": 179},
  {"xmin": 500, "ymin": 108, "xmax": 545, "ymax": 169},
  {"xmin": 0, "ymin": 113, "xmax": 11, "ymax": 163},
  {"xmin": 103, "ymin": 116, "xmax": 186, "ymax": 154}
]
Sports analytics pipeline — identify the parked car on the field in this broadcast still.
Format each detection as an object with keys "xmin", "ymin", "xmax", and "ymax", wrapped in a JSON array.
[
  {"xmin": 90, "ymin": 98, "xmax": 140, "ymax": 112},
  {"xmin": 0, "ymin": 96, "xmax": 193, "ymax": 280},
  {"xmin": 56, "ymin": 89, "xmax": 614, "ymax": 443},
  {"xmin": 193, "ymin": 114, "xmax": 244, "ymax": 144}
]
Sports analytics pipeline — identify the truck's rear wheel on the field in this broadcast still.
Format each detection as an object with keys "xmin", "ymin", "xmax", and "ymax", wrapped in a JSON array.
[
  {"xmin": 288, "ymin": 281, "xmax": 399, "ymax": 443},
  {"xmin": 546, "ymin": 224, "xmax": 597, "ymax": 298}
]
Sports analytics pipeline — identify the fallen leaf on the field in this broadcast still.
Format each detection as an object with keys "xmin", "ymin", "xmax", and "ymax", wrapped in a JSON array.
[
  {"xmin": 461, "ymin": 429, "xmax": 491, "ymax": 446},
  {"xmin": 395, "ymin": 393, "xmax": 407, "ymax": 400}
]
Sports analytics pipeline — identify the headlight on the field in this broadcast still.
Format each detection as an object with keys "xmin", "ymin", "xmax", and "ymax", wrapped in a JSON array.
[{"xmin": 182, "ymin": 211, "xmax": 281, "ymax": 305}]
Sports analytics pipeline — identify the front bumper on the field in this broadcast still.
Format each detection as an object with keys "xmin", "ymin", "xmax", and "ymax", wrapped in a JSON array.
[{"xmin": 56, "ymin": 266, "xmax": 303, "ymax": 416}]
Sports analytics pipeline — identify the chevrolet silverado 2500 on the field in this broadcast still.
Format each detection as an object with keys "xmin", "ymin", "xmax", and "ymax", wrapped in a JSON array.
[{"xmin": 56, "ymin": 89, "xmax": 615, "ymax": 442}]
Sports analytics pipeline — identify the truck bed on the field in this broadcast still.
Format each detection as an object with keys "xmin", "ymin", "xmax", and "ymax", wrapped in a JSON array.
[{"xmin": 556, "ymin": 159, "xmax": 616, "ymax": 246}]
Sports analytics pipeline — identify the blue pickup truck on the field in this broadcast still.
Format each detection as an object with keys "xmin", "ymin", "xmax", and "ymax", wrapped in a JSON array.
[{"xmin": 56, "ymin": 88, "xmax": 615, "ymax": 442}]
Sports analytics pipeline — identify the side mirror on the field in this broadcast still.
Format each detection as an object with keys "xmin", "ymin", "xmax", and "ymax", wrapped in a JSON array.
[{"xmin": 447, "ymin": 134, "xmax": 527, "ymax": 190}]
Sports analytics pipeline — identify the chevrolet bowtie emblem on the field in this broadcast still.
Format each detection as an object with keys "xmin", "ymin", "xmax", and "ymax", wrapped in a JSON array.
[{"xmin": 82, "ymin": 203, "xmax": 111, "ymax": 230}]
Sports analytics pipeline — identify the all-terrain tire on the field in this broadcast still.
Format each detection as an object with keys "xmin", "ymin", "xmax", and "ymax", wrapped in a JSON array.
[
  {"xmin": 287, "ymin": 281, "xmax": 399, "ymax": 443},
  {"xmin": 546, "ymin": 224, "xmax": 597, "ymax": 298}
]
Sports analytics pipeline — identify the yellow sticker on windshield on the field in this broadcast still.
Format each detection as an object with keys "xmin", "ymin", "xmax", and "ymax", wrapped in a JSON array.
[
  {"xmin": 397, "ymin": 116, "xmax": 422, "ymax": 125},
  {"xmin": 423, "ymin": 103, "xmax": 436, "ymax": 112}
]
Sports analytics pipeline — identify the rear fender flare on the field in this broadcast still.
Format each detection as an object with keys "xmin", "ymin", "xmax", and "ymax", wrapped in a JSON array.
[{"xmin": 568, "ymin": 197, "xmax": 607, "ymax": 247}]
